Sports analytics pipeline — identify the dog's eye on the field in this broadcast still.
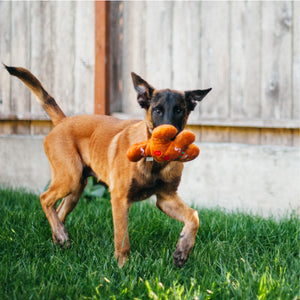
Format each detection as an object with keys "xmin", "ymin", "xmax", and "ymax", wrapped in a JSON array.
[
  {"xmin": 154, "ymin": 107, "xmax": 163, "ymax": 116},
  {"xmin": 174, "ymin": 106, "xmax": 183, "ymax": 114}
]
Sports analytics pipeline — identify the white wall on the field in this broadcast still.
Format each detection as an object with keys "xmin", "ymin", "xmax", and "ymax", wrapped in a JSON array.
[
  {"xmin": 0, "ymin": 136, "xmax": 50, "ymax": 194},
  {"xmin": 179, "ymin": 143, "xmax": 300, "ymax": 217}
]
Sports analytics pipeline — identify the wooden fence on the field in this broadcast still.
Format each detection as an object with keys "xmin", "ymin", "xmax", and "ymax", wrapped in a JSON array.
[
  {"xmin": 112, "ymin": 1, "xmax": 299, "ymax": 146},
  {"xmin": 0, "ymin": 1, "xmax": 299, "ymax": 146},
  {"xmin": 0, "ymin": 1, "xmax": 95, "ymax": 135}
]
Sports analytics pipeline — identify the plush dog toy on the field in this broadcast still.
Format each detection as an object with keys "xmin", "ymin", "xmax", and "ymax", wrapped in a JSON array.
[{"xmin": 127, "ymin": 124, "xmax": 199, "ymax": 163}]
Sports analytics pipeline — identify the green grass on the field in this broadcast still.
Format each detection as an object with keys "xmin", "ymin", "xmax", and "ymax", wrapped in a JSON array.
[{"xmin": 0, "ymin": 186, "xmax": 299, "ymax": 300}]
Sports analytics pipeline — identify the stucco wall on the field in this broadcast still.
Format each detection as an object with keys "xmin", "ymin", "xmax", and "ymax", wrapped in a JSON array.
[
  {"xmin": 178, "ymin": 143, "xmax": 300, "ymax": 218},
  {"xmin": 0, "ymin": 136, "xmax": 50, "ymax": 193}
]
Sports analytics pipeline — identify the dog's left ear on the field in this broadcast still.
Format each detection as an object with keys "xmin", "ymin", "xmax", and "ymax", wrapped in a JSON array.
[
  {"xmin": 131, "ymin": 72, "xmax": 155, "ymax": 109},
  {"xmin": 185, "ymin": 88, "xmax": 212, "ymax": 111}
]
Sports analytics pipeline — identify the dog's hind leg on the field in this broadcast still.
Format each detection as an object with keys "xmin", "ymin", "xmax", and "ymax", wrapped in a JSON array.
[
  {"xmin": 110, "ymin": 193, "xmax": 131, "ymax": 267},
  {"xmin": 56, "ymin": 178, "xmax": 87, "ymax": 224},
  {"xmin": 40, "ymin": 150, "xmax": 83, "ymax": 247},
  {"xmin": 156, "ymin": 192, "xmax": 199, "ymax": 268},
  {"xmin": 40, "ymin": 182, "xmax": 72, "ymax": 248}
]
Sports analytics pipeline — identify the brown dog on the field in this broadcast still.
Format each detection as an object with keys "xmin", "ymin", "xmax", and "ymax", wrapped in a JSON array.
[{"xmin": 5, "ymin": 65, "xmax": 211, "ymax": 267}]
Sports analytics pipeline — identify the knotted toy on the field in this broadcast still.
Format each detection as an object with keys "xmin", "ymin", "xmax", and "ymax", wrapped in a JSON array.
[{"xmin": 127, "ymin": 124, "xmax": 199, "ymax": 163}]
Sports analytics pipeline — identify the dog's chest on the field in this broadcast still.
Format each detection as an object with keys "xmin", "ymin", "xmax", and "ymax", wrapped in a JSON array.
[
  {"xmin": 127, "ymin": 161, "xmax": 182, "ymax": 202},
  {"xmin": 127, "ymin": 177, "xmax": 164, "ymax": 202}
]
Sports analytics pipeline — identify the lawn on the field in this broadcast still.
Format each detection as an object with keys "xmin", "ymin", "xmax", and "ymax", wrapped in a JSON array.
[{"xmin": 0, "ymin": 185, "xmax": 299, "ymax": 299}]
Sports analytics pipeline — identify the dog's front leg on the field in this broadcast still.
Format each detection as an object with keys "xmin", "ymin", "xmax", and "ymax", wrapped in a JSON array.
[
  {"xmin": 156, "ymin": 192, "xmax": 199, "ymax": 267},
  {"xmin": 111, "ymin": 194, "xmax": 131, "ymax": 267}
]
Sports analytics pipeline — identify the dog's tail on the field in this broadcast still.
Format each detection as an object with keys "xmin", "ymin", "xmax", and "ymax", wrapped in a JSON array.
[{"xmin": 4, "ymin": 65, "xmax": 66, "ymax": 126}]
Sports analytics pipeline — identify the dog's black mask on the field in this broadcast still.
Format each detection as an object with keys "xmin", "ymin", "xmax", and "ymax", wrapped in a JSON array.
[{"xmin": 131, "ymin": 72, "xmax": 211, "ymax": 133}]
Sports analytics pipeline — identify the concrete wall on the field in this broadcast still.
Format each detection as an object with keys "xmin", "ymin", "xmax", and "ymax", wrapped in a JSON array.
[
  {"xmin": 0, "ymin": 136, "xmax": 299, "ymax": 218},
  {"xmin": 0, "ymin": 136, "xmax": 50, "ymax": 193},
  {"xmin": 178, "ymin": 143, "xmax": 300, "ymax": 218}
]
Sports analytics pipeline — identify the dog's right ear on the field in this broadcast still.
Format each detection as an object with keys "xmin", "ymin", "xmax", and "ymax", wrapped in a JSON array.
[{"xmin": 131, "ymin": 72, "xmax": 155, "ymax": 109}]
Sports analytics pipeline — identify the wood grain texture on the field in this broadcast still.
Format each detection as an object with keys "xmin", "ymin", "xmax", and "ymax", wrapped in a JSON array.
[
  {"xmin": 121, "ymin": 1, "xmax": 147, "ymax": 116},
  {"xmin": 261, "ymin": 128, "xmax": 293, "ymax": 146},
  {"xmin": 145, "ymin": 2, "xmax": 173, "ymax": 89},
  {"xmin": 30, "ymin": 1, "xmax": 53, "ymax": 138},
  {"xmin": 0, "ymin": 2, "xmax": 95, "ymax": 134},
  {"xmin": 230, "ymin": 1, "xmax": 261, "ymax": 119},
  {"xmin": 292, "ymin": 129, "xmax": 300, "ymax": 147},
  {"xmin": 229, "ymin": 127, "xmax": 261, "ymax": 145},
  {"xmin": 200, "ymin": 1, "xmax": 230, "ymax": 119},
  {"xmin": 52, "ymin": 2, "xmax": 76, "ymax": 116},
  {"xmin": 30, "ymin": 121, "xmax": 53, "ymax": 135},
  {"xmin": 75, "ymin": 1, "xmax": 94, "ymax": 115},
  {"xmin": 261, "ymin": 1, "xmax": 292, "ymax": 120},
  {"xmin": 0, "ymin": 1, "xmax": 298, "ymax": 145},
  {"xmin": 0, "ymin": 1, "xmax": 11, "ymax": 116},
  {"xmin": 10, "ymin": 2, "xmax": 31, "ymax": 115},
  {"xmin": 293, "ymin": 2, "xmax": 300, "ymax": 121},
  {"xmin": 200, "ymin": 126, "xmax": 231, "ymax": 144},
  {"xmin": 95, "ymin": 1, "xmax": 110, "ymax": 115},
  {"xmin": 110, "ymin": 1, "xmax": 123, "ymax": 113},
  {"xmin": 173, "ymin": 1, "xmax": 202, "ymax": 122},
  {"xmin": 172, "ymin": 1, "xmax": 201, "ymax": 90},
  {"xmin": 115, "ymin": 1, "xmax": 298, "ymax": 146},
  {"xmin": 30, "ymin": 2, "xmax": 53, "ymax": 117}
]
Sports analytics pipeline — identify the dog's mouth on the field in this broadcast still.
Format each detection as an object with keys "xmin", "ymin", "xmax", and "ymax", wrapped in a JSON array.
[
  {"xmin": 173, "ymin": 126, "xmax": 183, "ymax": 138},
  {"xmin": 171, "ymin": 131, "xmax": 180, "ymax": 141},
  {"xmin": 152, "ymin": 124, "xmax": 183, "ymax": 140}
]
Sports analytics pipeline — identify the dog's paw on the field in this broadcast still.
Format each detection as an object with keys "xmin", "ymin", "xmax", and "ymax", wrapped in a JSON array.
[
  {"xmin": 173, "ymin": 235, "xmax": 194, "ymax": 268},
  {"xmin": 173, "ymin": 248, "xmax": 190, "ymax": 268},
  {"xmin": 117, "ymin": 255, "xmax": 128, "ymax": 268},
  {"xmin": 115, "ymin": 250, "xmax": 130, "ymax": 268},
  {"xmin": 52, "ymin": 230, "xmax": 70, "ymax": 249}
]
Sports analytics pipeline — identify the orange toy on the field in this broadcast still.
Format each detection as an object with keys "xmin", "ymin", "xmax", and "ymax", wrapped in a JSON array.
[{"xmin": 127, "ymin": 124, "xmax": 200, "ymax": 163}]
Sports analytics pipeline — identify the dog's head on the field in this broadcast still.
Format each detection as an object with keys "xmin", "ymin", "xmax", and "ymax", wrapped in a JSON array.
[{"xmin": 131, "ymin": 72, "xmax": 211, "ymax": 133}]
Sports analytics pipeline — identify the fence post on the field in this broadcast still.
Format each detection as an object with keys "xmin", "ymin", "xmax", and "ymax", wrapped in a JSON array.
[{"xmin": 94, "ymin": 1, "xmax": 110, "ymax": 115}]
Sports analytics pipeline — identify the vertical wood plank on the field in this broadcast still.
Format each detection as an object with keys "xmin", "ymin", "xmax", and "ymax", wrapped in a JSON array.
[
  {"xmin": 74, "ymin": 1, "xmax": 94, "ymax": 115},
  {"xmin": 52, "ymin": 2, "xmax": 76, "ymax": 116},
  {"xmin": 172, "ymin": 1, "xmax": 200, "ymax": 90},
  {"xmin": 230, "ymin": 1, "xmax": 261, "ymax": 119},
  {"xmin": 145, "ymin": 2, "xmax": 173, "ymax": 89},
  {"xmin": 110, "ymin": 1, "xmax": 123, "ymax": 113},
  {"xmin": 95, "ymin": 1, "xmax": 110, "ymax": 115},
  {"xmin": 293, "ymin": 2, "xmax": 300, "ymax": 120},
  {"xmin": 0, "ymin": 1, "xmax": 11, "ymax": 116},
  {"xmin": 122, "ymin": 1, "xmax": 146, "ymax": 116},
  {"xmin": 10, "ymin": 2, "xmax": 31, "ymax": 115},
  {"xmin": 30, "ymin": 2, "xmax": 53, "ymax": 135},
  {"xmin": 30, "ymin": 2, "xmax": 53, "ymax": 118},
  {"xmin": 200, "ymin": 1, "xmax": 230, "ymax": 119},
  {"xmin": 261, "ymin": 2, "xmax": 292, "ymax": 120},
  {"xmin": 172, "ymin": 1, "xmax": 202, "ymax": 122}
]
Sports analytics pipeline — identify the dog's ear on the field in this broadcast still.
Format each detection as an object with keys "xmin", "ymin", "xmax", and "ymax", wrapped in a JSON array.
[
  {"xmin": 131, "ymin": 72, "xmax": 155, "ymax": 109},
  {"xmin": 185, "ymin": 88, "xmax": 212, "ymax": 111}
]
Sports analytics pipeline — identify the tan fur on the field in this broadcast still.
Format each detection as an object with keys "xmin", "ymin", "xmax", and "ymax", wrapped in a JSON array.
[{"xmin": 6, "ymin": 66, "xmax": 200, "ymax": 268}]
